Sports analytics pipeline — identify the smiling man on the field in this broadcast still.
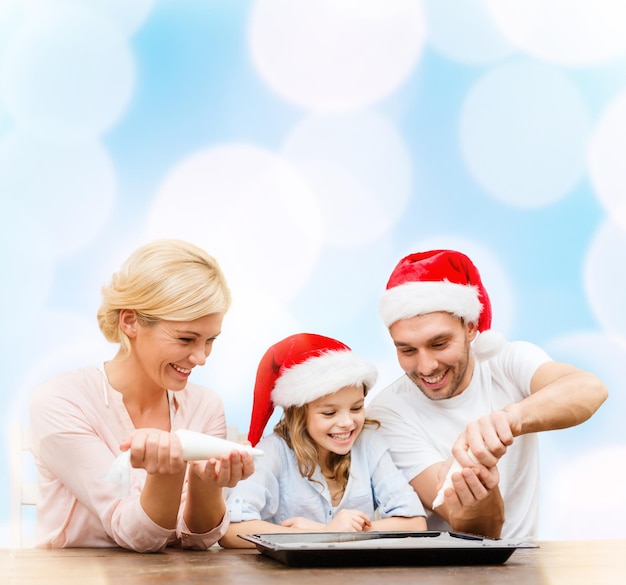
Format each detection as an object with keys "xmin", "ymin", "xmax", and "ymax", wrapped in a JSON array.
[{"xmin": 367, "ymin": 249, "xmax": 608, "ymax": 540}]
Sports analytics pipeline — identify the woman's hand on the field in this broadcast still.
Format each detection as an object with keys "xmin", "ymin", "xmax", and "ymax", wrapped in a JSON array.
[
  {"xmin": 188, "ymin": 450, "xmax": 255, "ymax": 488},
  {"xmin": 120, "ymin": 428, "xmax": 186, "ymax": 475},
  {"xmin": 119, "ymin": 429, "xmax": 187, "ymax": 529}
]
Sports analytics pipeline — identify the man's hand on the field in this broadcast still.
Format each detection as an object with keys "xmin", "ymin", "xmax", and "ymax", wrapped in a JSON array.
[
  {"xmin": 452, "ymin": 409, "xmax": 518, "ymax": 468},
  {"xmin": 435, "ymin": 459, "xmax": 504, "ymax": 538},
  {"xmin": 438, "ymin": 458, "xmax": 500, "ymax": 506}
]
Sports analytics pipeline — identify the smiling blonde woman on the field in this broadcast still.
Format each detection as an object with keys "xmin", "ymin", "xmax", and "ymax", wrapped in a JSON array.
[{"xmin": 30, "ymin": 239, "xmax": 253, "ymax": 552}]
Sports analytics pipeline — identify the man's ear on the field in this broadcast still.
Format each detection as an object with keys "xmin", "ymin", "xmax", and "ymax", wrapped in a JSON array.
[
  {"xmin": 466, "ymin": 320, "xmax": 479, "ymax": 342},
  {"xmin": 119, "ymin": 309, "xmax": 138, "ymax": 337}
]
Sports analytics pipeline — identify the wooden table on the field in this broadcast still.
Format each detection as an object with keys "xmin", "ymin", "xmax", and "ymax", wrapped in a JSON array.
[{"xmin": 2, "ymin": 540, "xmax": 625, "ymax": 585}]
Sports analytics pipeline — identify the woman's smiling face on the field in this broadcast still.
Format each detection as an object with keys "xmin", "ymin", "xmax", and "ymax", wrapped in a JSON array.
[{"xmin": 125, "ymin": 310, "xmax": 224, "ymax": 392}]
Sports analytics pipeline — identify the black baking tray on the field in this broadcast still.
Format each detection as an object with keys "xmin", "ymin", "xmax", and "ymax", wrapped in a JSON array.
[{"xmin": 239, "ymin": 530, "xmax": 536, "ymax": 567}]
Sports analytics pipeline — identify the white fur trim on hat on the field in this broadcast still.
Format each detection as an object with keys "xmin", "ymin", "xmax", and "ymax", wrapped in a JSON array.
[
  {"xmin": 379, "ymin": 280, "xmax": 483, "ymax": 328},
  {"xmin": 271, "ymin": 350, "xmax": 378, "ymax": 408},
  {"xmin": 472, "ymin": 330, "xmax": 506, "ymax": 360}
]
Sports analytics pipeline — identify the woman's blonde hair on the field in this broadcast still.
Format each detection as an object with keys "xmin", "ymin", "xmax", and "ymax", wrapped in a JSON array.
[
  {"xmin": 97, "ymin": 239, "xmax": 231, "ymax": 355},
  {"xmin": 274, "ymin": 395, "xmax": 379, "ymax": 492}
]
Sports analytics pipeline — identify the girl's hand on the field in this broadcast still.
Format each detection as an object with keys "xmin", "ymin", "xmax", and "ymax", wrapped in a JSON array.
[
  {"xmin": 188, "ymin": 450, "xmax": 255, "ymax": 488},
  {"xmin": 326, "ymin": 509, "xmax": 372, "ymax": 532},
  {"xmin": 280, "ymin": 516, "xmax": 326, "ymax": 531},
  {"xmin": 120, "ymin": 428, "xmax": 185, "ymax": 475}
]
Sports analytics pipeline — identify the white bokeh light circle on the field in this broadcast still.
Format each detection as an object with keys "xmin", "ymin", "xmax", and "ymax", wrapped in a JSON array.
[
  {"xmin": 544, "ymin": 331, "xmax": 626, "ymax": 401},
  {"xmin": 460, "ymin": 60, "xmax": 591, "ymax": 208},
  {"xmin": 422, "ymin": 0, "xmax": 514, "ymax": 64},
  {"xmin": 249, "ymin": 0, "xmax": 426, "ymax": 112},
  {"xmin": 542, "ymin": 330, "xmax": 624, "ymax": 470},
  {"xmin": 190, "ymin": 288, "xmax": 301, "ymax": 430},
  {"xmin": 0, "ymin": 0, "xmax": 19, "ymax": 17},
  {"xmin": 0, "ymin": 0, "xmax": 24, "ymax": 42},
  {"xmin": 485, "ymin": 0, "xmax": 626, "ymax": 66},
  {"xmin": 15, "ymin": 0, "xmax": 155, "ymax": 37},
  {"xmin": 282, "ymin": 111, "xmax": 412, "ymax": 248},
  {"xmin": 0, "ymin": 243, "xmax": 56, "ymax": 335},
  {"xmin": 584, "ymin": 221, "xmax": 626, "ymax": 342},
  {"xmin": 10, "ymin": 309, "xmax": 113, "ymax": 420},
  {"xmin": 588, "ymin": 91, "xmax": 626, "ymax": 230},
  {"xmin": 0, "ymin": 131, "xmax": 117, "ymax": 260},
  {"xmin": 543, "ymin": 446, "xmax": 626, "ymax": 539},
  {"xmin": 366, "ymin": 351, "xmax": 405, "ymax": 406},
  {"xmin": 288, "ymin": 237, "xmax": 396, "ymax": 335},
  {"xmin": 0, "ymin": 3, "xmax": 135, "ymax": 140},
  {"xmin": 145, "ymin": 144, "xmax": 323, "ymax": 303}
]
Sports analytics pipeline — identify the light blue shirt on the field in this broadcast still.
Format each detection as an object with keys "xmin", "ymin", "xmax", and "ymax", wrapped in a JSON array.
[{"xmin": 226, "ymin": 427, "xmax": 425, "ymax": 524}]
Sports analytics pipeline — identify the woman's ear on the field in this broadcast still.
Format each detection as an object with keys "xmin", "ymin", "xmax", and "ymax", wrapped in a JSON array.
[{"xmin": 119, "ymin": 309, "xmax": 138, "ymax": 337}]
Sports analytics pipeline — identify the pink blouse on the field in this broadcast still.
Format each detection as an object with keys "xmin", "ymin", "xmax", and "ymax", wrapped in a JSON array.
[{"xmin": 30, "ymin": 365, "xmax": 229, "ymax": 552}]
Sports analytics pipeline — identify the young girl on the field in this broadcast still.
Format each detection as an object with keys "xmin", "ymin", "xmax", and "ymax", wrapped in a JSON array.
[
  {"xmin": 219, "ymin": 333, "xmax": 427, "ymax": 548},
  {"xmin": 29, "ymin": 239, "xmax": 254, "ymax": 552}
]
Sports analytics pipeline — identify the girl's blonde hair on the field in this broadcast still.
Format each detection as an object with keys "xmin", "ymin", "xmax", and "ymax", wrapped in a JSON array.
[
  {"xmin": 97, "ymin": 239, "xmax": 231, "ymax": 355},
  {"xmin": 273, "ymin": 395, "xmax": 379, "ymax": 492}
]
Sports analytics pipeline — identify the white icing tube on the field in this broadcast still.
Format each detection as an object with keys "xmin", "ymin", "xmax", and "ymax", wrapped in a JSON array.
[
  {"xmin": 175, "ymin": 429, "xmax": 264, "ymax": 459},
  {"xmin": 103, "ymin": 430, "xmax": 263, "ymax": 497},
  {"xmin": 432, "ymin": 451, "xmax": 478, "ymax": 509}
]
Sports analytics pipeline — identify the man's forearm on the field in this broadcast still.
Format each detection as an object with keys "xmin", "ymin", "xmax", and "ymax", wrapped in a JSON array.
[{"xmin": 506, "ymin": 368, "xmax": 608, "ymax": 436}]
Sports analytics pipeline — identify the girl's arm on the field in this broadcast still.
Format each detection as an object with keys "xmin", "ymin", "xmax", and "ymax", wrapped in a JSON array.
[
  {"xmin": 219, "ymin": 519, "xmax": 312, "ymax": 548},
  {"xmin": 220, "ymin": 511, "xmax": 372, "ymax": 548},
  {"xmin": 367, "ymin": 515, "xmax": 427, "ymax": 532},
  {"xmin": 366, "ymin": 430, "xmax": 429, "ymax": 530},
  {"xmin": 221, "ymin": 511, "xmax": 428, "ymax": 548}
]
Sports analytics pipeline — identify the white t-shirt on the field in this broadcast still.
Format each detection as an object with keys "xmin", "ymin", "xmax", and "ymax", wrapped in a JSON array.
[{"xmin": 367, "ymin": 340, "xmax": 550, "ymax": 539}]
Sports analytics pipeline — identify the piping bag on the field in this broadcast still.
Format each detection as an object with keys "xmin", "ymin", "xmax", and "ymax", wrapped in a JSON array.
[
  {"xmin": 432, "ymin": 450, "xmax": 478, "ymax": 509},
  {"xmin": 104, "ymin": 429, "xmax": 264, "ymax": 496},
  {"xmin": 174, "ymin": 429, "xmax": 264, "ymax": 459}
]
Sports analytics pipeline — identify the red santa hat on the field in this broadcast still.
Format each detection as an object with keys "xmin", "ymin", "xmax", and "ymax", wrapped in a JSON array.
[
  {"xmin": 379, "ymin": 249, "xmax": 505, "ymax": 360},
  {"xmin": 247, "ymin": 333, "xmax": 378, "ymax": 446}
]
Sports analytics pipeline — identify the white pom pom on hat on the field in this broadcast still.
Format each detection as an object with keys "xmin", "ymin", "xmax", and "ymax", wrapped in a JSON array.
[
  {"xmin": 247, "ymin": 333, "xmax": 377, "ymax": 446},
  {"xmin": 379, "ymin": 249, "xmax": 505, "ymax": 361}
]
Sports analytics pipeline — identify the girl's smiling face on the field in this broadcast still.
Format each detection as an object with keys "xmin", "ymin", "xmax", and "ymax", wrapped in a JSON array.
[{"xmin": 305, "ymin": 384, "xmax": 366, "ymax": 463}]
